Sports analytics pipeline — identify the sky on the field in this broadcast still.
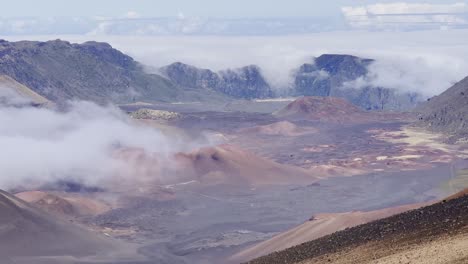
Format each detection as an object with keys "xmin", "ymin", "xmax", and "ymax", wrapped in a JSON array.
[
  {"xmin": 0, "ymin": 0, "xmax": 466, "ymax": 18},
  {"xmin": 0, "ymin": 1, "xmax": 467, "ymax": 35}
]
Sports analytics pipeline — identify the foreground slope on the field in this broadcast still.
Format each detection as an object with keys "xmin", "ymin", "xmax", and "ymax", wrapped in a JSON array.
[
  {"xmin": 231, "ymin": 203, "xmax": 425, "ymax": 263},
  {"xmin": 246, "ymin": 191, "xmax": 468, "ymax": 264},
  {"xmin": 0, "ymin": 189, "xmax": 136, "ymax": 262},
  {"xmin": 418, "ymin": 76, "xmax": 468, "ymax": 141}
]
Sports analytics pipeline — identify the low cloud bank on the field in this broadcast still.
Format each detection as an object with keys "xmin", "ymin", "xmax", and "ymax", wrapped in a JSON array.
[
  {"xmin": 0, "ymin": 100, "xmax": 206, "ymax": 190},
  {"xmin": 345, "ymin": 54, "xmax": 467, "ymax": 96},
  {"xmin": 342, "ymin": 2, "xmax": 468, "ymax": 30}
]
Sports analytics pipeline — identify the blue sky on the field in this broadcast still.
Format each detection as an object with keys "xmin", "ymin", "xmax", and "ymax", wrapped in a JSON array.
[
  {"xmin": 0, "ymin": 1, "xmax": 467, "ymax": 35},
  {"xmin": 1, "ymin": 0, "xmax": 465, "ymax": 18}
]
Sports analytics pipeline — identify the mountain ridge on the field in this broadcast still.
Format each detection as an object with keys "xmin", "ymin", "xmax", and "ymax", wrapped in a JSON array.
[
  {"xmin": 161, "ymin": 54, "xmax": 423, "ymax": 110},
  {"xmin": 417, "ymin": 76, "xmax": 468, "ymax": 141},
  {"xmin": 0, "ymin": 39, "xmax": 423, "ymax": 110}
]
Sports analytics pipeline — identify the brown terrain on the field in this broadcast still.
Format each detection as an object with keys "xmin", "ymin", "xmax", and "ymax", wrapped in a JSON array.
[
  {"xmin": 110, "ymin": 144, "xmax": 319, "ymax": 187},
  {"xmin": 239, "ymin": 121, "xmax": 317, "ymax": 137},
  {"xmin": 0, "ymin": 190, "xmax": 144, "ymax": 264},
  {"xmin": 230, "ymin": 202, "xmax": 429, "ymax": 263},
  {"xmin": 0, "ymin": 38, "xmax": 466, "ymax": 264},
  {"xmin": 245, "ymin": 190, "xmax": 468, "ymax": 264},
  {"xmin": 2, "ymin": 92, "xmax": 467, "ymax": 264},
  {"xmin": 274, "ymin": 96, "xmax": 379, "ymax": 123},
  {"xmin": 174, "ymin": 144, "xmax": 318, "ymax": 186},
  {"xmin": 15, "ymin": 191, "xmax": 111, "ymax": 218}
]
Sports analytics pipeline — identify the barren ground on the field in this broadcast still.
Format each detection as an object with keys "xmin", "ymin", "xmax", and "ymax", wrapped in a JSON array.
[{"xmin": 9, "ymin": 101, "xmax": 467, "ymax": 264}]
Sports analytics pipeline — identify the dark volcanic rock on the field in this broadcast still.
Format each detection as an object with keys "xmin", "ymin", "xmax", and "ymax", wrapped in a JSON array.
[
  {"xmin": 161, "ymin": 55, "xmax": 420, "ymax": 110},
  {"xmin": 219, "ymin": 65, "xmax": 273, "ymax": 99},
  {"xmin": 294, "ymin": 54, "xmax": 371, "ymax": 97},
  {"xmin": 417, "ymin": 76, "xmax": 468, "ymax": 141},
  {"xmin": 0, "ymin": 39, "xmax": 179, "ymax": 103},
  {"xmin": 246, "ymin": 193, "xmax": 468, "ymax": 264},
  {"xmin": 160, "ymin": 62, "xmax": 273, "ymax": 99}
]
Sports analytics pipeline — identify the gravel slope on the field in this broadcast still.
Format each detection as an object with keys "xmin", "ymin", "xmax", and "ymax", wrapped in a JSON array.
[{"xmin": 246, "ymin": 192, "xmax": 468, "ymax": 264}]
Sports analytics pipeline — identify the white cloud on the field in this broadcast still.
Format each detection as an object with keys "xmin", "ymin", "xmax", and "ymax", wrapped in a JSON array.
[
  {"xmin": 0, "ymin": 87, "xmax": 33, "ymax": 106},
  {"xmin": 344, "ymin": 55, "xmax": 465, "ymax": 96},
  {"xmin": 0, "ymin": 100, "xmax": 210, "ymax": 190},
  {"xmin": 124, "ymin": 11, "xmax": 141, "ymax": 19},
  {"xmin": 177, "ymin": 12, "xmax": 186, "ymax": 20},
  {"xmin": 342, "ymin": 2, "xmax": 468, "ymax": 30}
]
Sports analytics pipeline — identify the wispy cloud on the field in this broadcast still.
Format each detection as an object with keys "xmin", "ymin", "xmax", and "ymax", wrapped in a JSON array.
[
  {"xmin": 0, "ymin": 16, "xmax": 340, "ymax": 36},
  {"xmin": 342, "ymin": 2, "xmax": 468, "ymax": 30},
  {"xmin": 0, "ymin": 100, "xmax": 212, "ymax": 190}
]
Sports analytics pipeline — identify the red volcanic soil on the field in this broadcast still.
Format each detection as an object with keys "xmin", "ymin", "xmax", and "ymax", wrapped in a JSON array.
[
  {"xmin": 15, "ymin": 191, "xmax": 111, "ymax": 218},
  {"xmin": 275, "ymin": 96, "xmax": 370, "ymax": 122},
  {"xmin": 175, "ymin": 144, "xmax": 317, "ymax": 186},
  {"xmin": 110, "ymin": 144, "xmax": 317, "ymax": 187}
]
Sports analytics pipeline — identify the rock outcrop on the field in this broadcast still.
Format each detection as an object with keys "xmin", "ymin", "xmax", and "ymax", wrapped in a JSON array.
[
  {"xmin": 293, "ymin": 54, "xmax": 421, "ymax": 110},
  {"xmin": 160, "ymin": 62, "xmax": 273, "ymax": 99}
]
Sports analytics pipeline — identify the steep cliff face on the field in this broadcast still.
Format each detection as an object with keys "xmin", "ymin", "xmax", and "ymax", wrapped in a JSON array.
[
  {"xmin": 219, "ymin": 65, "xmax": 273, "ymax": 99},
  {"xmin": 160, "ymin": 63, "xmax": 273, "ymax": 99},
  {"xmin": 162, "ymin": 55, "xmax": 421, "ymax": 110},
  {"xmin": 0, "ymin": 39, "xmax": 179, "ymax": 104},
  {"xmin": 417, "ymin": 76, "xmax": 468, "ymax": 140},
  {"xmin": 293, "ymin": 54, "xmax": 420, "ymax": 110},
  {"xmin": 294, "ymin": 55, "xmax": 372, "ymax": 97}
]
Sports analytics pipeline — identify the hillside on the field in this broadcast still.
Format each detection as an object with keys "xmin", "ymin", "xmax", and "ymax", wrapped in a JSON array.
[
  {"xmin": 0, "ymin": 189, "xmax": 127, "ymax": 260},
  {"xmin": 274, "ymin": 96, "xmax": 370, "ymax": 123},
  {"xmin": 231, "ymin": 203, "xmax": 425, "ymax": 263},
  {"xmin": 0, "ymin": 39, "xmax": 184, "ymax": 104},
  {"xmin": 176, "ymin": 144, "xmax": 317, "ymax": 185},
  {"xmin": 417, "ymin": 76, "xmax": 468, "ymax": 141},
  {"xmin": 245, "ymin": 192, "xmax": 468, "ymax": 264}
]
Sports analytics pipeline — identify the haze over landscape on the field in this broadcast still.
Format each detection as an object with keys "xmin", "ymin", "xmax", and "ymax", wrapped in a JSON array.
[{"xmin": 0, "ymin": 1, "xmax": 467, "ymax": 264}]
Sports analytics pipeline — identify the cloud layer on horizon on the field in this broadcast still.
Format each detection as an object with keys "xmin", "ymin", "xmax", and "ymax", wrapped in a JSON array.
[
  {"xmin": 3, "ymin": 2, "xmax": 468, "ymax": 36},
  {"xmin": 342, "ymin": 2, "xmax": 468, "ymax": 30}
]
